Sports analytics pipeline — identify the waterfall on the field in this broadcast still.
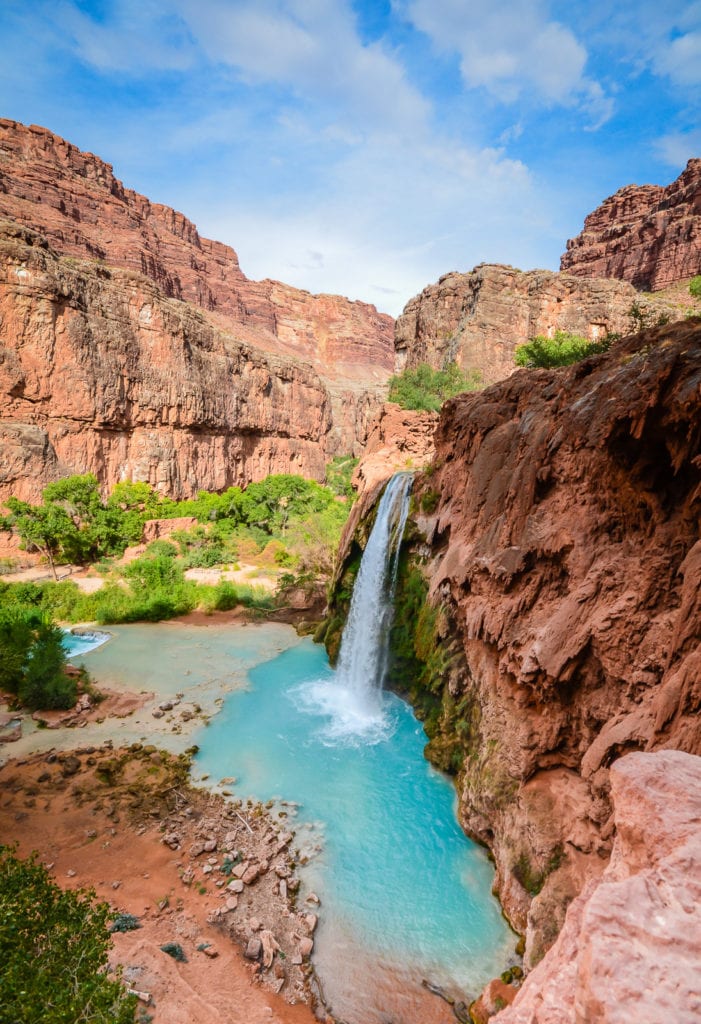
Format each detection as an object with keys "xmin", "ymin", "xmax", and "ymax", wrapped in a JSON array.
[
  {"xmin": 294, "ymin": 472, "xmax": 412, "ymax": 745},
  {"xmin": 335, "ymin": 472, "xmax": 413, "ymax": 703}
]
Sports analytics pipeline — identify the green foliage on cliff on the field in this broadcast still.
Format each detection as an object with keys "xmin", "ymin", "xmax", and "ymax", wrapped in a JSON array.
[
  {"xmin": 386, "ymin": 557, "xmax": 473, "ymax": 774},
  {"xmin": 514, "ymin": 330, "xmax": 612, "ymax": 368},
  {"xmin": 0, "ymin": 846, "xmax": 137, "ymax": 1024},
  {"xmin": 0, "ymin": 606, "xmax": 76, "ymax": 710},
  {"xmin": 324, "ymin": 455, "xmax": 359, "ymax": 499},
  {"xmin": 387, "ymin": 362, "xmax": 482, "ymax": 412},
  {"xmin": 689, "ymin": 275, "xmax": 701, "ymax": 299}
]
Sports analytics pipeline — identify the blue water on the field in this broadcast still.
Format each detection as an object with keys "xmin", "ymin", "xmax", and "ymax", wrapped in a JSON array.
[
  {"xmin": 62, "ymin": 628, "xmax": 112, "ymax": 659},
  {"xmin": 195, "ymin": 638, "xmax": 514, "ymax": 1021}
]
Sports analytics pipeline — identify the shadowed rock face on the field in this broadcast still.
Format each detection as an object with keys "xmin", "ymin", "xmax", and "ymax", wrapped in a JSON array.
[
  {"xmin": 393, "ymin": 263, "xmax": 673, "ymax": 385},
  {"xmin": 0, "ymin": 119, "xmax": 395, "ymax": 499},
  {"xmin": 561, "ymin": 158, "xmax": 701, "ymax": 291},
  {"xmin": 420, "ymin": 318, "xmax": 701, "ymax": 963}
]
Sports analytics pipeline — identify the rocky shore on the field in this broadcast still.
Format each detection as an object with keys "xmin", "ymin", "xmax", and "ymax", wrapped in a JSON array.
[{"xmin": 0, "ymin": 742, "xmax": 321, "ymax": 1024}]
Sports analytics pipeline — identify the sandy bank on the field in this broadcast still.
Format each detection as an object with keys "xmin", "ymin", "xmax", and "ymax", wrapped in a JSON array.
[{"xmin": 0, "ymin": 745, "xmax": 319, "ymax": 1024}]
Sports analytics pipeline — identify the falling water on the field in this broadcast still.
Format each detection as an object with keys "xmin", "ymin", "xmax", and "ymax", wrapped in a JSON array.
[
  {"xmin": 294, "ymin": 472, "xmax": 413, "ymax": 743},
  {"xmin": 335, "ymin": 472, "xmax": 412, "ymax": 699}
]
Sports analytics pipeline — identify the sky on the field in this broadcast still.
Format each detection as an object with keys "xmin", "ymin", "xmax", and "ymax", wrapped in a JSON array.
[{"xmin": 0, "ymin": 1, "xmax": 699, "ymax": 316}]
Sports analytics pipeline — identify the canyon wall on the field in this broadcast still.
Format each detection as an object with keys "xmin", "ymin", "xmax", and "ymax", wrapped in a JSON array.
[
  {"xmin": 334, "ymin": 317, "xmax": 701, "ymax": 974},
  {"xmin": 560, "ymin": 158, "xmax": 701, "ymax": 291},
  {"xmin": 393, "ymin": 264, "xmax": 676, "ymax": 385},
  {"xmin": 0, "ymin": 222, "xmax": 338, "ymax": 502},
  {"xmin": 0, "ymin": 119, "xmax": 394, "ymax": 499}
]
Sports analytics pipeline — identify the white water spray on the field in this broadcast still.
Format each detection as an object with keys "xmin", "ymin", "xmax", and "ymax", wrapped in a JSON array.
[
  {"xmin": 335, "ymin": 472, "xmax": 413, "ymax": 700},
  {"xmin": 295, "ymin": 473, "xmax": 413, "ymax": 744}
]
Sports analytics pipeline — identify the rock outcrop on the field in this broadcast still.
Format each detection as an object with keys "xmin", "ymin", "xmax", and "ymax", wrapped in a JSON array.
[
  {"xmin": 494, "ymin": 750, "xmax": 701, "ymax": 1024},
  {"xmin": 561, "ymin": 158, "xmax": 701, "ymax": 291},
  {"xmin": 394, "ymin": 264, "xmax": 675, "ymax": 385},
  {"xmin": 419, "ymin": 317, "xmax": 701, "ymax": 964},
  {"xmin": 0, "ymin": 222, "xmax": 335, "ymax": 501},
  {"xmin": 0, "ymin": 119, "xmax": 395, "ymax": 499},
  {"xmin": 336, "ymin": 317, "xmax": 701, "ymax": 974}
]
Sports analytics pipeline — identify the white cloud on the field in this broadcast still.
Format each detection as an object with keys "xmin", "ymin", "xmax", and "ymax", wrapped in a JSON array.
[
  {"xmin": 397, "ymin": 0, "xmax": 610, "ymax": 122},
  {"xmin": 57, "ymin": 0, "xmax": 195, "ymax": 73},
  {"xmin": 654, "ymin": 29, "xmax": 701, "ymax": 85},
  {"xmin": 655, "ymin": 129, "xmax": 701, "ymax": 165}
]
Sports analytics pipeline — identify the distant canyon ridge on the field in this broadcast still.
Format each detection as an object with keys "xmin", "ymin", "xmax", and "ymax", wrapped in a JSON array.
[{"xmin": 0, "ymin": 118, "xmax": 699, "ymax": 501}]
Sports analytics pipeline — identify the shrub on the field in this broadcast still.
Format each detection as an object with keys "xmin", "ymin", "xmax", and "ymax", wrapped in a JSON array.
[
  {"xmin": 388, "ymin": 362, "xmax": 482, "ymax": 412},
  {"xmin": 0, "ymin": 846, "xmax": 137, "ymax": 1024},
  {"xmin": 0, "ymin": 607, "xmax": 76, "ymax": 710},
  {"xmin": 325, "ymin": 455, "xmax": 359, "ymax": 499},
  {"xmin": 689, "ymin": 275, "xmax": 701, "ymax": 299},
  {"xmin": 514, "ymin": 330, "xmax": 612, "ymax": 368}
]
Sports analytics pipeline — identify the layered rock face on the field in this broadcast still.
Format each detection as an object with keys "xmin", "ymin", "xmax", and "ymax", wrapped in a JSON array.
[
  {"xmin": 0, "ymin": 119, "xmax": 394, "ymax": 498},
  {"xmin": 496, "ymin": 750, "xmax": 701, "ymax": 1024},
  {"xmin": 393, "ymin": 264, "xmax": 672, "ymax": 385},
  {"xmin": 561, "ymin": 159, "xmax": 701, "ymax": 290},
  {"xmin": 415, "ymin": 318, "xmax": 701, "ymax": 965},
  {"xmin": 0, "ymin": 222, "xmax": 336, "ymax": 502},
  {"xmin": 0, "ymin": 119, "xmax": 394, "ymax": 377}
]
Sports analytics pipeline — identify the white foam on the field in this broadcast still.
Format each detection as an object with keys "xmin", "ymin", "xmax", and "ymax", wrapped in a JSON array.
[{"xmin": 292, "ymin": 678, "xmax": 395, "ymax": 747}]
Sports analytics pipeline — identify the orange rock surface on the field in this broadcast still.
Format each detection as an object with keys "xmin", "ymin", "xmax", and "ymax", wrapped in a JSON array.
[
  {"xmin": 416, "ymin": 317, "xmax": 701, "ymax": 965},
  {"xmin": 494, "ymin": 750, "xmax": 701, "ymax": 1024},
  {"xmin": 0, "ymin": 119, "xmax": 395, "ymax": 500},
  {"xmin": 561, "ymin": 159, "xmax": 701, "ymax": 291},
  {"xmin": 394, "ymin": 263, "xmax": 675, "ymax": 385}
]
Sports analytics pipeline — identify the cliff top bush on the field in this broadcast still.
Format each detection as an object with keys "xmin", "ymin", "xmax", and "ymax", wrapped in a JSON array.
[
  {"xmin": 387, "ymin": 362, "xmax": 482, "ymax": 412},
  {"xmin": 515, "ymin": 330, "xmax": 612, "ymax": 369}
]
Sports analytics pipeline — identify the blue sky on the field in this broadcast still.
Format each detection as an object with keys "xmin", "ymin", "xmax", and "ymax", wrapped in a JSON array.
[{"xmin": 1, "ymin": 1, "xmax": 699, "ymax": 315}]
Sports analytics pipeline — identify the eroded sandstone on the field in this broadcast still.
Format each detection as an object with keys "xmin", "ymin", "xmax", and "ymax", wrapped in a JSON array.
[
  {"xmin": 493, "ymin": 750, "xmax": 701, "ymax": 1024},
  {"xmin": 561, "ymin": 158, "xmax": 701, "ymax": 291},
  {"xmin": 0, "ymin": 119, "xmax": 395, "ymax": 499},
  {"xmin": 394, "ymin": 263, "xmax": 676, "ymax": 385},
  {"xmin": 336, "ymin": 318, "xmax": 701, "ymax": 976}
]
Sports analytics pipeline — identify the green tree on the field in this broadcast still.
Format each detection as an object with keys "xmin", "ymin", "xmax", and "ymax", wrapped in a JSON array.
[
  {"xmin": 0, "ymin": 846, "xmax": 137, "ymax": 1024},
  {"xmin": 325, "ymin": 455, "xmax": 359, "ymax": 500},
  {"xmin": 387, "ymin": 362, "xmax": 482, "ymax": 412},
  {"xmin": 5, "ymin": 498, "xmax": 79, "ymax": 580},
  {"xmin": 19, "ymin": 621, "xmax": 77, "ymax": 710},
  {"xmin": 689, "ymin": 275, "xmax": 701, "ymax": 299},
  {"xmin": 0, "ymin": 605, "xmax": 76, "ymax": 710},
  {"xmin": 514, "ymin": 330, "xmax": 611, "ymax": 368},
  {"xmin": 0, "ymin": 606, "xmax": 35, "ymax": 693}
]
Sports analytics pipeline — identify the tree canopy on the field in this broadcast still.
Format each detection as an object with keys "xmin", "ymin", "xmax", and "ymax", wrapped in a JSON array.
[
  {"xmin": 0, "ymin": 847, "xmax": 136, "ymax": 1024},
  {"xmin": 387, "ymin": 362, "xmax": 482, "ymax": 412},
  {"xmin": 514, "ymin": 330, "xmax": 612, "ymax": 369}
]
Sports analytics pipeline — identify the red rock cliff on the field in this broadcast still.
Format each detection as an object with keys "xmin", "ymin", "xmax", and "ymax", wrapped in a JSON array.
[
  {"xmin": 338, "ymin": 318, "xmax": 701, "ymax": 978},
  {"xmin": 394, "ymin": 263, "xmax": 676, "ymax": 385},
  {"xmin": 0, "ymin": 222, "xmax": 335, "ymax": 501},
  {"xmin": 0, "ymin": 119, "xmax": 395, "ymax": 498},
  {"xmin": 560, "ymin": 159, "xmax": 701, "ymax": 290},
  {"xmin": 416, "ymin": 317, "xmax": 701, "ymax": 965}
]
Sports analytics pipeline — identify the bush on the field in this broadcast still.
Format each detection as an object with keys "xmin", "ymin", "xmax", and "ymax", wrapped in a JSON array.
[
  {"xmin": 0, "ymin": 846, "xmax": 137, "ymax": 1024},
  {"xmin": 514, "ymin": 330, "xmax": 612, "ymax": 368},
  {"xmin": 325, "ymin": 455, "xmax": 359, "ymax": 499},
  {"xmin": 388, "ymin": 362, "xmax": 482, "ymax": 412},
  {"xmin": 0, "ymin": 607, "xmax": 76, "ymax": 710},
  {"xmin": 690, "ymin": 276, "xmax": 701, "ymax": 299}
]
